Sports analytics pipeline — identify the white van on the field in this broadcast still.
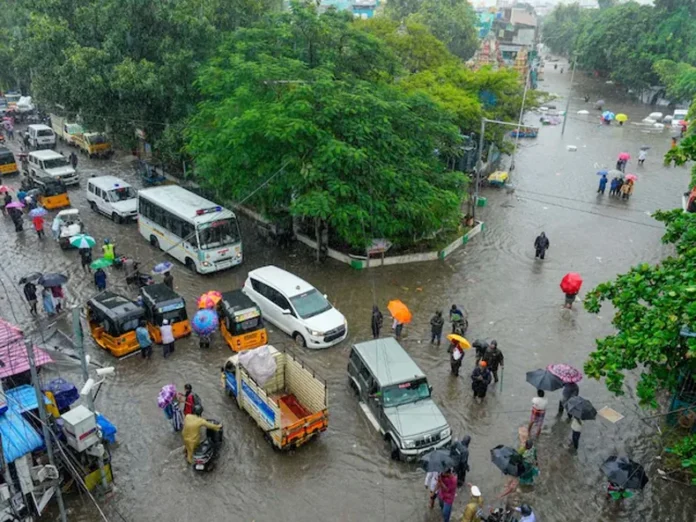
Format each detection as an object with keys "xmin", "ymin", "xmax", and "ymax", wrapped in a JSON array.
[
  {"xmin": 27, "ymin": 124, "xmax": 56, "ymax": 149},
  {"xmin": 86, "ymin": 176, "xmax": 137, "ymax": 223},
  {"xmin": 26, "ymin": 150, "xmax": 78, "ymax": 186},
  {"xmin": 242, "ymin": 265, "xmax": 347, "ymax": 348}
]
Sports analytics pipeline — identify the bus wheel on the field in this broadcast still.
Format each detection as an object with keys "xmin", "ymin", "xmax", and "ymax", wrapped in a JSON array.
[
  {"xmin": 185, "ymin": 258, "xmax": 197, "ymax": 273},
  {"xmin": 149, "ymin": 235, "xmax": 159, "ymax": 248}
]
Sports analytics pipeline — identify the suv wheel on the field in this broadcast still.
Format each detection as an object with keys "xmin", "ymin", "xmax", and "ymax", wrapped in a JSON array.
[
  {"xmin": 89, "ymin": 201, "xmax": 97, "ymax": 212},
  {"xmin": 388, "ymin": 438, "xmax": 401, "ymax": 461},
  {"xmin": 293, "ymin": 332, "xmax": 306, "ymax": 348},
  {"xmin": 111, "ymin": 212, "xmax": 122, "ymax": 224}
]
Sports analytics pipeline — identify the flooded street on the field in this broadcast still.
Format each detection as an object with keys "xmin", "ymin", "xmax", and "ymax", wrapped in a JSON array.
[{"xmin": 1, "ymin": 63, "xmax": 694, "ymax": 522}]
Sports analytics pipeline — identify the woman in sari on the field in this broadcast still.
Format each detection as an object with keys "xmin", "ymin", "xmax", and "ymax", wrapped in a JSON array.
[
  {"xmin": 519, "ymin": 440, "xmax": 539, "ymax": 486},
  {"xmin": 41, "ymin": 287, "xmax": 55, "ymax": 316}
]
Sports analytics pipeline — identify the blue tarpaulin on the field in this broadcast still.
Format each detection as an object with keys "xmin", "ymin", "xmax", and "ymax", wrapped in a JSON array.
[
  {"xmin": 5, "ymin": 385, "xmax": 50, "ymax": 413},
  {"xmin": 0, "ymin": 406, "xmax": 44, "ymax": 464}
]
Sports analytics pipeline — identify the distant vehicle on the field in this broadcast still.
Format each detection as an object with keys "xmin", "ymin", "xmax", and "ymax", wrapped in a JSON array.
[
  {"xmin": 673, "ymin": 109, "xmax": 689, "ymax": 123},
  {"xmin": 16, "ymin": 96, "xmax": 34, "ymax": 114},
  {"xmin": 86, "ymin": 176, "xmax": 137, "ymax": 223},
  {"xmin": 348, "ymin": 338, "xmax": 452, "ymax": 461},
  {"xmin": 4, "ymin": 92, "xmax": 21, "ymax": 110},
  {"xmin": 50, "ymin": 114, "xmax": 83, "ymax": 146},
  {"xmin": 74, "ymin": 132, "xmax": 113, "ymax": 158},
  {"xmin": 56, "ymin": 208, "xmax": 84, "ymax": 249},
  {"xmin": 242, "ymin": 265, "xmax": 348, "ymax": 348},
  {"xmin": 25, "ymin": 150, "xmax": 78, "ymax": 186},
  {"xmin": 222, "ymin": 345, "xmax": 329, "ymax": 450},
  {"xmin": 26, "ymin": 124, "xmax": 56, "ymax": 150},
  {"xmin": 0, "ymin": 147, "xmax": 18, "ymax": 176},
  {"xmin": 137, "ymin": 185, "xmax": 243, "ymax": 274}
]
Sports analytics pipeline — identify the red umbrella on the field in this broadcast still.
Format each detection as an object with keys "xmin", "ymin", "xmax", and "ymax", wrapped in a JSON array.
[
  {"xmin": 618, "ymin": 152, "xmax": 630, "ymax": 161},
  {"xmin": 560, "ymin": 273, "xmax": 583, "ymax": 294}
]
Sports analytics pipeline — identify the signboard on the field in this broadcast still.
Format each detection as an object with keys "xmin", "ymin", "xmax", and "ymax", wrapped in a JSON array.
[
  {"xmin": 157, "ymin": 302, "xmax": 185, "ymax": 314},
  {"xmin": 235, "ymin": 309, "xmax": 260, "ymax": 322},
  {"xmin": 241, "ymin": 381, "xmax": 275, "ymax": 426}
]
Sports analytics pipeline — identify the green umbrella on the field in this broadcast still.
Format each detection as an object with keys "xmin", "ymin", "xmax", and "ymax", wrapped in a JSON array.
[
  {"xmin": 70, "ymin": 234, "xmax": 96, "ymax": 249},
  {"xmin": 90, "ymin": 257, "xmax": 113, "ymax": 269}
]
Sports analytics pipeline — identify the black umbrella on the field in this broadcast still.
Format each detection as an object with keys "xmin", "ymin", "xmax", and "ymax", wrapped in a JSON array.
[
  {"xmin": 38, "ymin": 273, "xmax": 69, "ymax": 287},
  {"xmin": 595, "ymin": 99, "xmax": 605, "ymax": 109},
  {"xmin": 19, "ymin": 272, "xmax": 43, "ymax": 285},
  {"xmin": 640, "ymin": 146, "xmax": 650, "ymax": 151},
  {"xmin": 419, "ymin": 449, "xmax": 455, "ymax": 473},
  {"xmin": 601, "ymin": 456, "xmax": 648, "ymax": 490},
  {"xmin": 490, "ymin": 445, "xmax": 524, "ymax": 477},
  {"xmin": 525, "ymin": 369, "xmax": 564, "ymax": 391},
  {"xmin": 565, "ymin": 396, "xmax": 597, "ymax": 420}
]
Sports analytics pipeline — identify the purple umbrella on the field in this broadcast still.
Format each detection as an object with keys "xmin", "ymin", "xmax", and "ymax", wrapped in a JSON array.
[
  {"xmin": 157, "ymin": 384, "xmax": 177, "ymax": 408},
  {"xmin": 191, "ymin": 309, "xmax": 219, "ymax": 336},
  {"xmin": 547, "ymin": 363, "xmax": 583, "ymax": 383},
  {"xmin": 29, "ymin": 207, "xmax": 47, "ymax": 218},
  {"xmin": 6, "ymin": 201, "xmax": 24, "ymax": 209}
]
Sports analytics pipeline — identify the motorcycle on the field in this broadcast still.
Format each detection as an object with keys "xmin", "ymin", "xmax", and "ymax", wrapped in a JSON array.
[
  {"xmin": 113, "ymin": 256, "xmax": 154, "ymax": 287},
  {"xmin": 193, "ymin": 420, "xmax": 223, "ymax": 472},
  {"xmin": 479, "ymin": 507, "xmax": 515, "ymax": 522},
  {"xmin": 452, "ymin": 318, "xmax": 469, "ymax": 336}
]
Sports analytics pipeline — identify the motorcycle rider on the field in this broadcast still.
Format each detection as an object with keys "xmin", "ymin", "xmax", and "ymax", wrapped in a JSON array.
[
  {"xmin": 182, "ymin": 405, "xmax": 221, "ymax": 463},
  {"xmin": 449, "ymin": 304, "xmax": 466, "ymax": 334}
]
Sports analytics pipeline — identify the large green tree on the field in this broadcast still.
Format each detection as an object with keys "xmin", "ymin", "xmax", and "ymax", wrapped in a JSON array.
[{"xmin": 187, "ymin": 3, "xmax": 466, "ymax": 249}]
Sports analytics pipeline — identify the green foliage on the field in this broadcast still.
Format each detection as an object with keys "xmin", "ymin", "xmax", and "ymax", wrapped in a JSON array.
[
  {"xmin": 655, "ymin": 60, "xmax": 696, "ymax": 103},
  {"xmin": 542, "ymin": 3, "xmax": 592, "ymax": 57},
  {"xmin": 384, "ymin": 0, "xmax": 478, "ymax": 60},
  {"xmin": 187, "ymin": 3, "xmax": 466, "ymax": 250},
  {"xmin": 666, "ymin": 434, "xmax": 696, "ymax": 485}
]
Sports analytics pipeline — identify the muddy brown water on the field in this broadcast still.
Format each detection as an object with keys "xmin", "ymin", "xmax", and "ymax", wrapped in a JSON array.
[{"xmin": 0, "ymin": 65, "xmax": 694, "ymax": 521}]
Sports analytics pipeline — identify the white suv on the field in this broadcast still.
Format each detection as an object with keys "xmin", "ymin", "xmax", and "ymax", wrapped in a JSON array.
[{"xmin": 242, "ymin": 266, "xmax": 348, "ymax": 348}]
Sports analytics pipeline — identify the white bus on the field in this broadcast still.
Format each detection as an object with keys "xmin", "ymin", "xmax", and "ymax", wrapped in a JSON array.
[{"xmin": 137, "ymin": 185, "xmax": 243, "ymax": 274}]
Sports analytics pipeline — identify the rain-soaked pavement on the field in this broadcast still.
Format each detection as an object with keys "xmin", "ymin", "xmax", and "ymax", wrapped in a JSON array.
[{"xmin": 1, "ymin": 62, "xmax": 695, "ymax": 522}]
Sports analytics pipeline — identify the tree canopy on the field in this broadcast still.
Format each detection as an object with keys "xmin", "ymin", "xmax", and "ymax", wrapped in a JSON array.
[{"xmin": 187, "ymin": 3, "xmax": 467, "ymax": 250}]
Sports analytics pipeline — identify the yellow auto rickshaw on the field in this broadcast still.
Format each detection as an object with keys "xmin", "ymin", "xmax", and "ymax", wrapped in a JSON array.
[
  {"xmin": 86, "ymin": 292, "xmax": 145, "ymax": 358},
  {"xmin": 140, "ymin": 283, "xmax": 191, "ymax": 343},
  {"xmin": 0, "ymin": 147, "xmax": 18, "ymax": 176},
  {"xmin": 219, "ymin": 290, "xmax": 267, "ymax": 352},
  {"xmin": 32, "ymin": 175, "xmax": 70, "ymax": 209}
]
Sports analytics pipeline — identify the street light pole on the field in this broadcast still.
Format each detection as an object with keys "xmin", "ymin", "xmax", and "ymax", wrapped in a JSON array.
[
  {"xmin": 561, "ymin": 56, "xmax": 578, "ymax": 137},
  {"xmin": 72, "ymin": 306, "xmax": 110, "ymax": 492},
  {"xmin": 26, "ymin": 339, "xmax": 68, "ymax": 522},
  {"xmin": 472, "ymin": 117, "xmax": 486, "ymax": 221},
  {"xmin": 510, "ymin": 65, "xmax": 533, "ymax": 171}
]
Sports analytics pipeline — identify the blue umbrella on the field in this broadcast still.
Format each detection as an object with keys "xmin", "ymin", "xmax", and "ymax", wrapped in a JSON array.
[
  {"xmin": 152, "ymin": 261, "xmax": 173, "ymax": 275},
  {"xmin": 602, "ymin": 111, "xmax": 615, "ymax": 121},
  {"xmin": 596, "ymin": 170, "xmax": 608, "ymax": 176},
  {"xmin": 191, "ymin": 309, "xmax": 219, "ymax": 336},
  {"xmin": 29, "ymin": 207, "xmax": 47, "ymax": 218}
]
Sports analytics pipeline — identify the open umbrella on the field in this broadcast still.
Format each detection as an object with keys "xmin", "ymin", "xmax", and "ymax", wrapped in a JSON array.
[
  {"xmin": 191, "ymin": 309, "xmax": 219, "ymax": 336},
  {"xmin": 157, "ymin": 384, "xmax": 178, "ymax": 408},
  {"xmin": 446, "ymin": 334, "xmax": 472, "ymax": 349},
  {"xmin": 0, "ymin": 185, "xmax": 10, "ymax": 194},
  {"xmin": 29, "ymin": 207, "xmax": 47, "ymax": 218},
  {"xmin": 547, "ymin": 363, "xmax": 583, "ymax": 383},
  {"xmin": 152, "ymin": 261, "xmax": 173, "ymax": 275},
  {"xmin": 625, "ymin": 173, "xmax": 638, "ymax": 182},
  {"xmin": 526, "ymin": 369, "xmax": 564, "ymax": 391},
  {"xmin": 70, "ymin": 234, "xmax": 96, "ymax": 249},
  {"xmin": 90, "ymin": 257, "xmax": 113, "ymax": 270},
  {"xmin": 596, "ymin": 169, "xmax": 608, "ymax": 176},
  {"xmin": 387, "ymin": 300, "xmax": 412, "ymax": 324},
  {"xmin": 618, "ymin": 152, "xmax": 631, "ymax": 161},
  {"xmin": 601, "ymin": 456, "xmax": 648, "ymax": 490},
  {"xmin": 38, "ymin": 273, "xmax": 68, "ymax": 287},
  {"xmin": 6, "ymin": 201, "xmax": 24, "ymax": 209},
  {"xmin": 560, "ymin": 273, "xmax": 583, "ymax": 294},
  {"xmin": 490, "ymin": 445, "xmax": 525, "ymax": 477},
  {"xmin": 615, "ymin": 113, "xmax": 628, "ymax": 123},
  {"xmin": 608, "ymin": 169, "xmax": 623, "ymax": 177},
  {"xmin": 19, "ymin": 272, "xmax": 43, "ymax": 285},
  {"xmin": 602, "ymin": 111, "xmax": 615, "ymax": 121},
  {"xmin": 640, "ymin": 146, "xmax": 650, "ymax": 151},
  {"xmin": 197, "ymin": 291, "xmax": 223, "ymax": 309},
  {"xmin": 594, "ymin": 100, "xmax": 605, "ymax": 109},
  {"xmin": 419, "ymin": 449, "xmax": 455, "ymax": 473},
  {"xmin": 565, "ymin": 396, "xmax": 597, "ymax": 420}
]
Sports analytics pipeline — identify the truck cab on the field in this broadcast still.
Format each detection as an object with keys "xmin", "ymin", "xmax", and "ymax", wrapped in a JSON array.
[
  {"xmin": 347, "ymin": 338, "xmax": 452, "ymax": 461},
  {"xmin": 219, "ymin": 290, "xmax": 267, "ymax": 352},
  {"xmin": 74, "ymin": 132, "xmax": 113, "ymax": 158}
]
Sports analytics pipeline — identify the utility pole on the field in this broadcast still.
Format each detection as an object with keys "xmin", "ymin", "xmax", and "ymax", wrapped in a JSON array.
[
  {"xmin": 510, "ymin": 65, "xmax": 533, "ymax": 172},
  {"xmin": 561, "ymin": 56, "xmax": 578, "ymax": 137},
  {"xmin": 472, "ymin": 118, "xmax": 486, "ymax": 221},
  {"xmin": 26, "ymin": 338, "xmax": 68, "ymax": 522},
  {"xmin": 72, "ymin": 306, "xmax": 110, "ymax": 492}
]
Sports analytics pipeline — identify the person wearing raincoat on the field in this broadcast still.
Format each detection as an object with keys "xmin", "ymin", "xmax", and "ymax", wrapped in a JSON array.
[
  {"xmin": 371, "ymin": 305, "xmax": 383, "ymax": 339},
  {"xmin": 533, "ymin": 232, "xmax": 549, "ymax": 259},
  {"xmin": 182, "ymin": 406, "xmax": 221, "ymax": 463},
  {"xmin": 471, "ymin": 361, "xmax": 492, "ymax": 399},
  {"xmin": 51, "ymin": 215, "xmax": 63, "ymax": 241},
  {"xmin": 450, "ymin": 435, "xmax": 471, "ymax": 487}
]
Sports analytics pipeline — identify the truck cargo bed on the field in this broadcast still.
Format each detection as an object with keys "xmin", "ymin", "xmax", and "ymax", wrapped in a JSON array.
[{"xmin": 273, "ymin": 393, "xmax": 311, "ymax": 427}]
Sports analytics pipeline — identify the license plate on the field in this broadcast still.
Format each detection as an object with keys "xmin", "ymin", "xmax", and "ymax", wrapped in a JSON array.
[{"xmin": 195, "ymin": 464, "xmax": 204, "ymax": 470}]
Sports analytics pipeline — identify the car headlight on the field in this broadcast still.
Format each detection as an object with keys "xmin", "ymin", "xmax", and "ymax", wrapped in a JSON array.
[
  {"xmin": 403, "ymin": 439, "xmax": 415, "ymax": 449},
  {"xmin": 201, "ymin": 261, "xmax": 211, "ymax": 267},
  {"xmin": 440, "ymin": 427, "xmax": 451, "ymax": 439},
  {"xmin": 306, "ymin": 327, "xmax": 324, "ymax": 337}
]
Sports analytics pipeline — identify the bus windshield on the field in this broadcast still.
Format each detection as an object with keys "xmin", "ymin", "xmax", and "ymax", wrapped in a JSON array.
[
  {"xmin": 197, "ymin": 218, "xmax": 240, "ymax": 249},
  {"xmin": 381, "ymin": 379, "xmax": 431, "ymax": 408}
]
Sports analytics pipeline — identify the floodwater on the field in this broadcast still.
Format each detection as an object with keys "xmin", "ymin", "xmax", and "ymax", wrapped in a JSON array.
[{"xmin": 1, "ymin": 62, "xmax": 694, "ymax": 522}]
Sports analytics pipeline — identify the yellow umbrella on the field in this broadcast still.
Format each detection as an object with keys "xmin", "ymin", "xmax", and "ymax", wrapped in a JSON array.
[
  {"xmin": 615, "ymin": 113, "xmax": 628, "ymax": 123},
  {"xmin": 446, "ymin": 334, "xmax": 472, "ymax": 349}
]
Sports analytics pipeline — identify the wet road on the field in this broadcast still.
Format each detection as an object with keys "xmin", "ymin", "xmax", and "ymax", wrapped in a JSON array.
[{"xmin": 1, "ymin": 62, "xmax": 694, "ymax": 522}]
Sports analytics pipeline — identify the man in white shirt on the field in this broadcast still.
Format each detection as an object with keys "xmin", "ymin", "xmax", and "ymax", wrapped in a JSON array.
[
  {"xmin": 516, "ymin": 504, "xmax": 536, "ymax": 522},
  {"xmin": 527, "ymin": 389, "xmax": 548, "ymax": 439},
  {"xmin": 160, "ymin": 319, "xmax": 176, "ymax": 358}
]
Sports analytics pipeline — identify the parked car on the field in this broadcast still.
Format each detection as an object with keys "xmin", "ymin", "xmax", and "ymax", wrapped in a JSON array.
[{"xmin": 242, "ymin": 265, "xmax": 347, "ymax": 348}]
